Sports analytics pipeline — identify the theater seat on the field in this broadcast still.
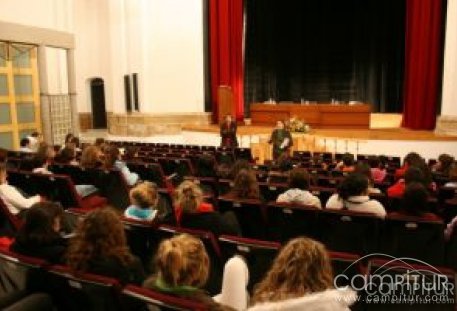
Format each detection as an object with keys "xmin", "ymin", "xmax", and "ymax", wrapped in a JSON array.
[
  {"xmin": 121, "ymin": 285, "xmax": 209, "ymax": 311},
  {"xmin": 0, "ymin": 198, "xmax": 23, "ymax": 234}
]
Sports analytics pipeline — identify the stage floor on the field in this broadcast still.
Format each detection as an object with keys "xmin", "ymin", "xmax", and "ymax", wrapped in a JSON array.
[{"xmin": 182, "ymin": 124, "xmax": 457, "ymax": 142}]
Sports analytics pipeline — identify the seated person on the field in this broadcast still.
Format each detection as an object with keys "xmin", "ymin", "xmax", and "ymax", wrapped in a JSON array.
[
  {"xmin": 389, "ymin": 182, "xmax": 441, "ymax": 221},
  {"xmin": 26, "ymin": 132, "xmax": 41, "ymax": 152},
  {"xmin": 335, "ymin": 153, "xmax": 355, "ymax": 173},
  {"xmin": 10, "ymin": 202, "xmax": 67, "ymax": 263},
  {"xmin": 31, "ymin": 143, "xmax": 56, "ymax": 174},
  {"xmin": 326, "ymin": 173, "xmax": 386, "ymax": 218},
  {"xmin": 276, "ymin": 168, "xmax": 321, "ymax": 208},
  {"xmin": 19, "ymin": 138, "xmax": 33, "ymax": 153},
  {"xmin": 354, "ymin": 163, "xmax": 381, "ymax": 194},
  {"xmin": 223, "ymin": 169, "xmax": 262, "ymax": 201},
  {"xmin": 103, "ymin": 145, "xmax": 139, "ymax": 186},
  {"xmin": 432, "ymin": 153, "xmax": 455, "ymax": 177},
  {"xmin": 249, "ymin": 237, "xmax": 356, "ymax": 311},
  {"xmin": 388, "ymin": 165, "xmax": 435, "ymax": 198},
  {"xmin": 0, "ymin": 163, "xmax": 42, "ymax": 217},
  {"xmin": 175, "ymin": 181, "xmax": 240, "ymax": 236},
  {"xmin": 227, "ymin": 159, "xmax": 251, "ymax": 180},
  {"xmin": 444, "ymin": 166, "xmax": 457, "ymax": 188},
  {"xmin": 75, "ymin": 145, "xmax": 104, "ymax": 197},
  {"xmin": 54, "ymin": 146, "xmax": 78, "ymax": 166},
  {"xmin": 66, "ymin": 208, "xmax": 145, "ymax": 285},
  {"xmin": 124, "ymin": 181, "xmax": 159, "ymax": 221},
  {"xmin": 143, "ymin": 234, "xmax": 240, "ymax": 311},
  {"xmin": 395, "ymin": 152, "xmax": 422, "ymax": 179},
  {"xmin": 369, "ymin": 156, "xmax": 387, "ymax": 184}
]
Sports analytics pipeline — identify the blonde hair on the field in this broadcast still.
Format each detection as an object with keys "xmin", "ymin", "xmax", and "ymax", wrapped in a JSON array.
[
  {"xmin": 80, "ymin": 145, "xmax": 102, "ymax": 169},
  {"xmin": 174, "ymin": 181, "xmax": 203, "ymax": 213},
  {"xmin": 155, "ymin": 234, "xmax": 209, "ymax": 287},
  {"xmin": 129, "ymin": 181, "xmax": 159, "ymax": 209},
  {"xmin": 252, "ymin": 237, "xmax": 333, "ymax": 304}
]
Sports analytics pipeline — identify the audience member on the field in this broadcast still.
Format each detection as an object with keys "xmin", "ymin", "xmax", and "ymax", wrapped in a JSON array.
[
  {"xmin": 369, "ymin": 156, "xmax": 387, "ymax": 183},
  {"xmin": 54, "ymin": 146, "xmax": 78, "ymax": 165},
  {"xmin": 19, "ymin": 138, "xmax": 32, "ymax": 153},
  {"xmin": 444, "ymin": 166, "xmax": 457, "ymax": 188},
  {"xmin": 94, "ymin": 137, "xmax": 106, "ymax": 147},
  {"xmin": 276, "ymin": 168, "xmax": 321, "ymax": 208},
  {"xmin": 64, "ymin": 133, "xmax": 74, "ymax": 145},
  {"xmin": 66, "ymin": 208, "xmax": 145, "ymax": 284},
  {"xmin": 335, "ymin": 153, "xmax": 355, "ymax": 173},
  {"xmin": 387, "ymin": 166, "xmax": 434, "ymax": 198},
  {"xmin": 389, "ymin": 182, "xmax": 441, "ymax": 221},
  {"xmin": 80, "ymin": 145, "xmax": 103, "ymax": 169},
  {"xmin": 354, "ymin": 163, "xmax": 381, "ymax": 194},
  {"xmin": 224, "ymin": 169, "xmax": 261, "ymax": 201},
  {"xmin": 326, "ymin": 173, "xmax": 386, "ymax": 218},
  {"xmin": 433, "ymin": 153, "xmax": 455, "ymax": 177},
  {"xmin": 10, "ymin": 202, "xmax": 67, "ymax": 263},
  {"xmin": 228, "ymin": 159, "xmax": 251, "ymax": 180},
  {"xmin": 124, "ymin": 182, "xmax": 159, "ymax": 221},
  {"xmin": 144, "ymin": 234, "xmax": 238, "ymax": 310},
  {"xmin": 26, "ymin": 132, "xmax": 41, "ymax": 152},
  {"xmin": 0, "ymin": 163, "xmax": 42, "ymax": 217},
  {"xmin": 123, "ymin": 146, "xmax": 140, "ymax": 162},
  {"xmin": 32, "ymin": 143, "xmax": 56, "ymax": 174},
  {"xmin": 175, "ymin": 180, "xmax": 240, "ymax": 236},
  {"xmin": 103, "ymin": 145, "xmax": 139, "ymax": 186},
  {"xmin": 395, "ymin": 152, "xmax": 422, "ymax": 179},
  {"xmin": 249, "ymin": 237, "xmax": 355, "ymax": 310}
]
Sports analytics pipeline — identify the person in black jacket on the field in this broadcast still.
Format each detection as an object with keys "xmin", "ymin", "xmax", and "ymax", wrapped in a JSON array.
[
  {"xmin": 269, "ymin": 120, "xmax": 293, "ymax": 160},
  {"xmin": 10, "ymin": 202, "xmax": 67, "ymax": 263},
  {"xmin": 220, "ymin": 115, "xmax": 238, "ymax": 148}
]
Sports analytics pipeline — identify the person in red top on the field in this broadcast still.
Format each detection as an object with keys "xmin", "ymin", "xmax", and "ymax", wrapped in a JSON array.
[
  {"xmin": 395, "ymin": 152, "xmax": 422, "ymax": 179},
  {"xmin": 174, "ymin": 180, "xmax": 214, "ymax": 224},
  {"xmin": 388, "ymin": 164, "xmax": 436, "ymax": 198},
  {"xmin": 389, "ymin": 182, "xmax": 441, "ymax": 221}
]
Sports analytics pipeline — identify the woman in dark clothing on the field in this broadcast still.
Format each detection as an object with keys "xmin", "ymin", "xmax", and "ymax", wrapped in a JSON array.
[
  {"xmin": 66, "ymin": 208, "xmax": 145, "ymax": 285},
  {"xmin": 269, "ymin": 120, "xmax": 293, "ymax": 160},
  {"xmin": 10, "ymin": 202, "xmax": 67, "ymax": 263},
  {"xmin": 220, "ymin": 115, "xmax": 238, "ymax": 148}
]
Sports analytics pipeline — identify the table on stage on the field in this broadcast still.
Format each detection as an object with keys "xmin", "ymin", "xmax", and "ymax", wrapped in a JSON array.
[{"xmin": 250, "ymin": 103, "xmax": 371, "ymax": 129}]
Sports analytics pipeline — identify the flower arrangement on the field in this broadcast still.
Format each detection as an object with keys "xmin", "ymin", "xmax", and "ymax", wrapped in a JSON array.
[{"xmin": 288, "ymin": 116, "xmax": 310, "ymax": 133}]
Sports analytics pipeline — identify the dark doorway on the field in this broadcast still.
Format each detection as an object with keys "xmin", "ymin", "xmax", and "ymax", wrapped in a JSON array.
[{"xmin": 90, "ymin": 78, "xmax": 107, "ymax": 129}]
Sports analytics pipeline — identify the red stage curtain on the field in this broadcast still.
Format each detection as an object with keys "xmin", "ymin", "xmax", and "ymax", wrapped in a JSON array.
[
  {"xmin": 209, "ymin": 0, "xmax": 244, "ymax": 122},
  {"xmin": 402, "ymin": 0, "xmax": 444, "ymax": 130}
]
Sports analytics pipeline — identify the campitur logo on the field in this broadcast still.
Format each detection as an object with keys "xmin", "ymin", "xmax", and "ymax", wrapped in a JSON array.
[{"xmin": 333, "ymin": 253, "xmax": 455, "ymax": 305}]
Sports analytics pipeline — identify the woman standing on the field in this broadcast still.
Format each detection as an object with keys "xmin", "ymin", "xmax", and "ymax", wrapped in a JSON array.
[
  {"xmin": 220, "ymin": 115, "xmax": 238, "ymax": 148},
  {"xmin": 269, "ymin": 120, "xmax": 293, "ymax": 160}
]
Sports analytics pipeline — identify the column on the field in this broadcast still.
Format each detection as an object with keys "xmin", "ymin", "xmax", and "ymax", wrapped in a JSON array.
[
  {"xmin": 66, "ymin": 48, "xmax": 80, "ymax": 136},
  {"xmin": 436, "ymin": 0, "xmax": 457, "ymax": 134},
  {"xmin": 37, "ymin": 45, "xmax": 53, "ymax": 144}
]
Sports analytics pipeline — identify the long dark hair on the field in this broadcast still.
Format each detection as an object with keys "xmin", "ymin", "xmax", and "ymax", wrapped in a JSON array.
[
  {"xmin": 337, "ymin": 173, "xmax": 368, "ymax": 200},
  {"xmin": 401, "ymin": 182, "xmax": 430, "ymax": 216},
  {"xmin": 15, "ymin": 202, "xmax": 62, "ymax": 245}
]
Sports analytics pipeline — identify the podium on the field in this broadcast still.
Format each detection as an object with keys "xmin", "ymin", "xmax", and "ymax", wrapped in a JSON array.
[{"xmin": 217, "ymin": 85, "xmax": 235, "ymax": 123}]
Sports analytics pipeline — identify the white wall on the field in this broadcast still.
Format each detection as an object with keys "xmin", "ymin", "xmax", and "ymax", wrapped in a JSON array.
[
  {"xmin": 45, "ymin": 47, "xmax": 68, "ymax": 94},
  {"xmin": 441, "ymin": 0, "xmax": 457, "ymax": 116}
]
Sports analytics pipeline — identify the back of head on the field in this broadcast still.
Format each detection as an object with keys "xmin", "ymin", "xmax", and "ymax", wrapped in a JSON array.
[
  {"xmin": 401, "ymin": 182, "xmax": 429, "ymax": 216},
  {"xmin": 94, "ymin": 137, "xmax": 105, "ymax": 147},
  {"xmin": 65, "ymin": 133, "xmax": 74, "ymax": 144},
  {"xmin": 289, "ymin": 168, "xmax": 310, "ymax": 190},
  {"xmin": 404, "ymin": 166, "xmax": 426, "ymax": 185},
  {"xmin": 404, "ymin": 152, "xmax": 422, "ymax": 167},
  {"xmin": 103, "ymin": 145, "xmax": 120, "ymax": 169},
  {"xmin": 130, "ymin": 181, "xmax": 158, "ymax": 209},
  {"xmin": 16, "ymin": 202, "xmax": 62, "ymax": 245},
  {"xmin": 253, "ymin": 237, "xmax": 333, "ymax": 303},
  {"xmin": 354, "ymin": 163, "xmax": 373, "ymax": 183},
  {"xmin": 229, "ymin": 159, "xmax": 251, "ymax": 179},
  {"xmin": 342, "ymin": 153, "xmax": 354, "ymax": 167},
  {"xmin": 233, "ymin": 169, "xmax": 260, "ymax": 199},
  {"xmin": 57, "ymin": 146, "xmax": 76, "ymax": 164},
  {"xmin": 80, "ymin": 145, "xmax": 101, "ymax": 169},
  {"xmin": 438, "ymin": 154, "xmax": 455, "ymax": 174},
  {"xmin": 66, "ymin": 207, "xmax": 132, "ymax": 271},
  {"xmin": 175, "ymin": 180, "xmax": 203, "ymax": 213},
  {"xmin": 337, "ymin": 173, "xmax": 369, "ymax": 200},
  {"xmin": 155, "ymin": 234, "xmax": 209, "ymax": 288}
]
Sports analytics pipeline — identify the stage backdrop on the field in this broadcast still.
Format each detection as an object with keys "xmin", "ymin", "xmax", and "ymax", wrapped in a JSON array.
[{"xmin": 244, "ymin": 0, "xmax": 406, "ymax": 114}]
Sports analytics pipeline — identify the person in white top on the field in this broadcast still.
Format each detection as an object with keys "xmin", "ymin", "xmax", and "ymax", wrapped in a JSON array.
[
  {"xmin": 249, "ymin": 237, "xmax": 356, "ymax": 311},
  {"xmin": 326, "ymin": 173, "xmax": 386, "ymax": 218},
  {"xmin": 19, "ymin": 138, "xmax": 33, "ymax": 153},
  {"xmin": 26, "ymin": 132, "xmax": 41, "ymax": 152},
  {"xmin": 277, "ymin": 168, "xmax": 321, "ymax": 208},
  {"xmin": 0, "ymin": 163, "xmax": 41, "ymax": 216}
]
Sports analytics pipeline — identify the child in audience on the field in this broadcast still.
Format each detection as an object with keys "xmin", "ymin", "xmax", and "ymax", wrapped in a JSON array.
[
  {"xmin": 32, "ymin": 143, "xmax": 56, "ymax": 174},
  {"xmin": 10, "ymin": 202, "xmax": 67, "ymax": 263},
  {"xmin": 175, "ymin": 180, "xmax": 240, "ymax": 236},
  {"xmin": 124, "ymin": 182, "xmax": 159, "ymax": 221},
  {"xmin": 144, "ymin": 234, "xmax": 242, "ymax": 311},
  {"xmin": 369, "ymin": 155, "xmax": 387, "ymax": 183},
  {"xmin": 249, "ymin": 237, "xmax": 356, "ymax": 310},
  {"xmin": 354, "ymin": 163, "xmax": 381, "ymax": 194},
  {"xmin": 0, "ymin": 163, "xmax": 42, "ymax": 216},
  {"xmin": 276, "ymin": 168, "xmax": 321, "ymax": 208},
  {"xmin": 433, "ymin": 153, "xmax": 455, "ymax": 177},
  {"xmin": 389, "ymin": 182, "xmax": 441, "ymax": 221},
  {"xmin": 326, "ymin": 173, "xmax": 386, "ymax": 218},
  {"xmin": 224, "ymin": 169, "xmax": 261, "ymax": 201},
  {"xmin": 19, "ymin": 138, "xmax": 33, "ymax": 153},
  {"xmin": 103, "ymin": 145, "xmax": 139, "ymax": 186},
  {"xmin": 66, "ymin": 207, "xmax": 145, "ymax": 284}
]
